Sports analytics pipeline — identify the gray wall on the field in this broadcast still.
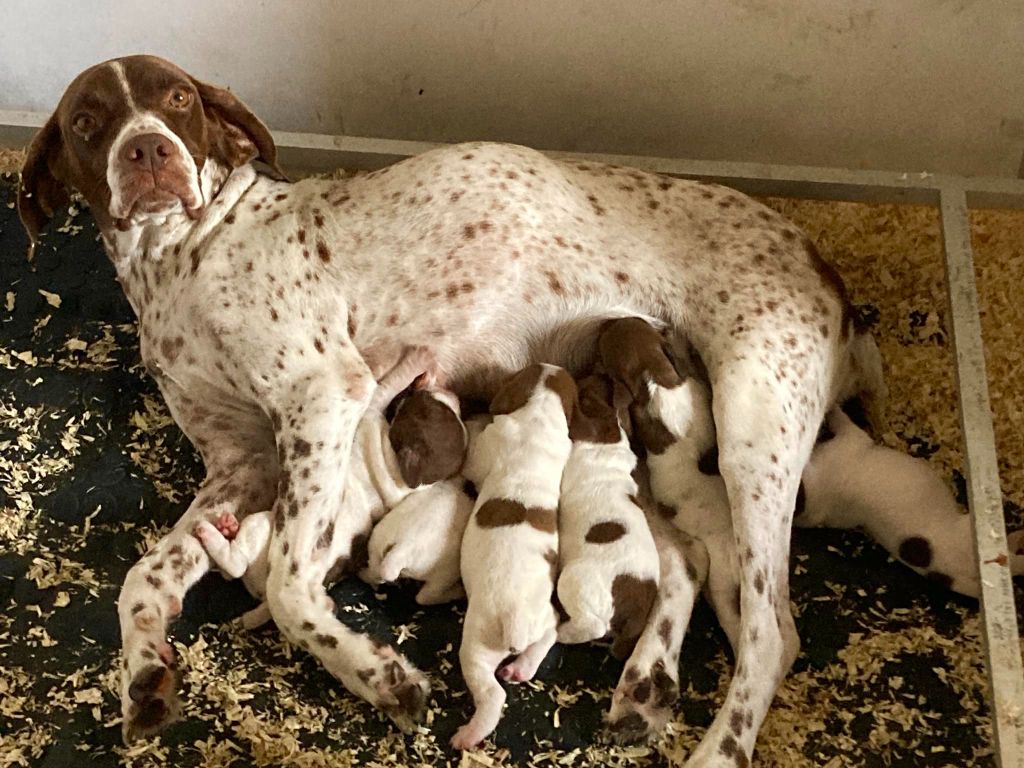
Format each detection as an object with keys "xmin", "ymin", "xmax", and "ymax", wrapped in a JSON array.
[{"xmin": 3, "ymin": 0, "xmax": 1022, "ymax": 177}]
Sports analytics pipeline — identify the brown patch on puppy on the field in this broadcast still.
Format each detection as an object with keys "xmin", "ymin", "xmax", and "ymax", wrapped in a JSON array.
[
  {"xmin": 388, "ymin": 391, "xmax": 467, "ymax": 487},
  {"xmin": 569, "ymin": 374, "xmax": 631, "ymax": 444},
  {"xmin": 489, "ymin": 364, "xmax": 545, "ymax": 416},
  {"xmin": 476, "ymin": 497, "xmax": 557, "ymax": 533},
  {"xmin": 598, "ymin": 317, "xmax": 682, "ymax": 400},
  {"xmin": 609, "ymin": 574, "xmax": 658, "ymax": 659},
  {"xmin": 899, "ymin": 536, "xmax": 932, "ymax": 568},
  {"xmin": 586, "ymin": 521, "xmax": 627, "ymax": 543},
  {"xmin": 633, "ymin": 412, "xmax": 677, "ymax": 455}
]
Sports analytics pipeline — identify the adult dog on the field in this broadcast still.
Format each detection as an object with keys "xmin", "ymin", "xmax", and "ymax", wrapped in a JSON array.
[{"xmin": 18, "ymin": 55, "xmax": 882, "ymax": 764}]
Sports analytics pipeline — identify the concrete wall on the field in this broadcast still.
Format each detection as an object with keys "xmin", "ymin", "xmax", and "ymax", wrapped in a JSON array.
[{"xmin": 2, "ymin": 0, "xmax": 1022, "ymax": 177}]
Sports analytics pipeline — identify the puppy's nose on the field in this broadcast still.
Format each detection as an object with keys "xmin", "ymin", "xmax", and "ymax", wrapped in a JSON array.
[{"xmin": 121, "ymin": 133, "xmax": 174, "ymax": 170}]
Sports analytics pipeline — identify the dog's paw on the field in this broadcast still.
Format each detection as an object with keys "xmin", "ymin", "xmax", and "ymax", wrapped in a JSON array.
[
  {"xmin": 374, "ymin": 659, "xmax": 430, "ymax": 732},
  {"xmin": 604, "ymin": 660, "xmax": 678, "ymax": 744},
  {"xmin": 122, "ymin": 663, "xmax": 181, "ymax": 743}
]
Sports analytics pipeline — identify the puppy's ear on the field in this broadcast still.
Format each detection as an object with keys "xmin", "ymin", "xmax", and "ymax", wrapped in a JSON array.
[
  {"xmin": 18, "ymin": 113, "xmax": 71, "ymax": 257},
  {"xmin": 611, "ymin": 379, "xmax": 634, "ymax": 438},
  {"xmin": 490, "ymin": 364, "xmax": 545, "ymax": 416},
  {"xmin": 396, "ymin": 446, "xmax": 423, "ymax": 488},
  {"xmin": 191, "ymin": 77, "xmax": 287, "ymax": 180}
]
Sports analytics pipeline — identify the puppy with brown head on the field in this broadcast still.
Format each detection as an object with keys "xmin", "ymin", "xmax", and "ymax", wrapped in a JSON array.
[
  {"xmin": 597, "ymin": 317, "xmax": 681, "ymax": 402},
  {"xmin": 361, "ymin": 384, "xmax": 474, "ymax": 606},
  {"xmin": 388, "ymin": 388, "xmax": 467, "ymax": 488},
  {"xmin": 556, "ymin": 373, "xmax": 660, "ymax": 658}
]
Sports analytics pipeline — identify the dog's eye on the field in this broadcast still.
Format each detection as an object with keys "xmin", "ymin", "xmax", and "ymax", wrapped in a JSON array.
[
  {"xmin": 71, "ymin": 113, "xmax": 96, "ymax": 136},
  {"xmin": 168, "ymin": 87, "xmax": 192, "ymax": 109}
]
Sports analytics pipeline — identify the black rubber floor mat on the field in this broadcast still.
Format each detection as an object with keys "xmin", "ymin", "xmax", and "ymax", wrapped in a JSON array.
[{"xmin": 1, "ymin": 174, "xmax": 1020, "ymax": 767}]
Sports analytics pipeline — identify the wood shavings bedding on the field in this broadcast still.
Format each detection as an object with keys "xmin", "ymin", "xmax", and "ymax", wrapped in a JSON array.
[{"xmin": 0, "ymin": 171, "xmax": 1020, "ymax": 768}]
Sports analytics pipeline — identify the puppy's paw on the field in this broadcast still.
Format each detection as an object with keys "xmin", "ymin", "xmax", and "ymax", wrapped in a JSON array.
[
  {"xmin": 212, "ymin": 511, "xmax": 240, "ymax": 539},
  {"xmin": 451, "ymin": 721, "xmax": 488, "ymax": 751},
  {"xmin": 122, "ymin": 662, "xmax": 181, "ymax": 743}
]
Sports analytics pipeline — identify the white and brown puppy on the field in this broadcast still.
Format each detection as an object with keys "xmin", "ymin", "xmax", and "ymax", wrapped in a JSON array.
[
  {"xmin": 796, "ymin": 407, "xmax": 1024, "ymax": 596},
  {"xmin": 194, "ymin": 348, "xmax": 466, "ymax": 623},
  {"xmin": 599, "ymin": 317, "xmax": 756, "ymax": 657},
  {"xmin": 452, "ymin": 363, "xmax": 576, "ymax": 750},
  {"xmin": 556, "ymin": 373, "xmax": 659, "ymax": 658}
]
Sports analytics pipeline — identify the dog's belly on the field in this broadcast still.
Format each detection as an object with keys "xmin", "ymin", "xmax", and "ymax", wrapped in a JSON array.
[{"xmin": 300, "ymin": 142, "xmax": 831, "ymax": 398}]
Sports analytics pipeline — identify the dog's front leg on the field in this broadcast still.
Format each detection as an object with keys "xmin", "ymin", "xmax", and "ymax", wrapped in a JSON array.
[
  {"xmin": 118, "ymin": 446, "xmax": 277, "ymax": 743},
  {"xmin": 262, "ymin": 352, "xmax": 430, "ymax": 732}
]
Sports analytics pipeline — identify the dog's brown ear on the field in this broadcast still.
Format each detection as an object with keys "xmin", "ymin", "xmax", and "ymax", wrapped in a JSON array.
[
  {"xmin": 18, "ymin": 113, "xmax": 71, "ymax": 257},
  {"xmin": 490, "ymin": 364, "xmax": 545, "ymax": 416},
  {"xmin": 611, "ymin": 379, "xmax": 634, "ymax": 439},
  {"xmin": 191, "ymin": 78, "xmax": 286, "ymax": 179}
]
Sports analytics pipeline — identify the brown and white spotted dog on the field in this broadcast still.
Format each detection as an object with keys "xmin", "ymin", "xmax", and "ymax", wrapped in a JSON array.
[
  {"xmin": 193, "ymin": 346, "xmax": 451, "ymax": 628},
  {"xmin": 21, "ymin": 54, "xmax": 888, "ymax": 764},
  {"xmin": 454, "ymin": 363, "xmax": 575, "ymax": 749},
  {"xmin": 555, "ymin": 373, "xmax": 660, "ymax": 657}
]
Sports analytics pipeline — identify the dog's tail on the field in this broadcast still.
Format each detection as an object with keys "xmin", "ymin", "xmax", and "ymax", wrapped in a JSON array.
[{"xmin": 834, "ymin": 323, "xmax": 888, "ymax": 435}]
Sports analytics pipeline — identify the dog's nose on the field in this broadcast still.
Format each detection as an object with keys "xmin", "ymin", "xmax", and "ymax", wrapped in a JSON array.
[{"xmin": 121, "ymin": 133, "xmax": 174, "ymax": 170}]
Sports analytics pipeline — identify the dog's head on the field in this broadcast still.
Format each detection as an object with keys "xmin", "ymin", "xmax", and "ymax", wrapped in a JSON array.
[
  {"xmin": 389, "ymin": 390, "xmax": 469, "ymax": 488},
  {"xmin": 18, "ymin": 54, "xmax": 282, "ymax": 248}
]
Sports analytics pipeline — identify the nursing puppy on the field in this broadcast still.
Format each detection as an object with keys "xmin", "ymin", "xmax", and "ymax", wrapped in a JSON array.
[
  {"xmin": 194, "ymin": 348, "xmax": 466, "ymax": 623},
  {"xmin": 360, "ymin": 476, "xmax": 475, "ymax": 605},
  {"xmin": 603, "ymin": 317, "xmax": 1024, "ymax": 653},
  {"xmin": 453, "ymin": 363, "xmax": 575, "ymax": 750},
  {"xmin": 556, "ymin": 373, "xmax": 659, "ymax": 658},
  {"xmin": 599, "ymin": 318, "xmax": 750, "ymax": 654}
]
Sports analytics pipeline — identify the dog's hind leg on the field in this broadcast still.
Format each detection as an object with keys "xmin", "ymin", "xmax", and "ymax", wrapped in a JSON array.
[{"xmin": 683, "ymin": 340, "xmax": 828, "ymax": 767}]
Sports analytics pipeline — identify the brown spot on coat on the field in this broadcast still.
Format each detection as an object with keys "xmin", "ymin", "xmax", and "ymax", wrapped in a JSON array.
[
  {"xmin": 899, "ymin": 536, "xmax": 933, "ymax": 568},
  {"xmin": 635, "ymin": 413, "xmax": 677, "ymax": 455},
  {"xmin": 609, "ymin": 574, "xmax": 657, "ymax": 659},
  {"xmin": 658, "ymin": 617, "xmax": 672, "ymax": 646},
  {"xmin": 316, "ymin": 520, "xmax": 335, "ymax": 551},
  {"xmin": 586, "ymin": 521, "xmax": 627, "ymax": 543},
  {"xmin": 475, "ymin": 497, "xmax": 556, "ymax": 533},
  {"xmin": 315, "ymin": 634, "xmax": 338, "ymax": 648},
  {"xmin": 545, "ymin": 270, "xmax": 565, "ymax": 295},
  {"xmin": 315, "ymin": 238, "xmax": 331, "ymax": 262}
]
